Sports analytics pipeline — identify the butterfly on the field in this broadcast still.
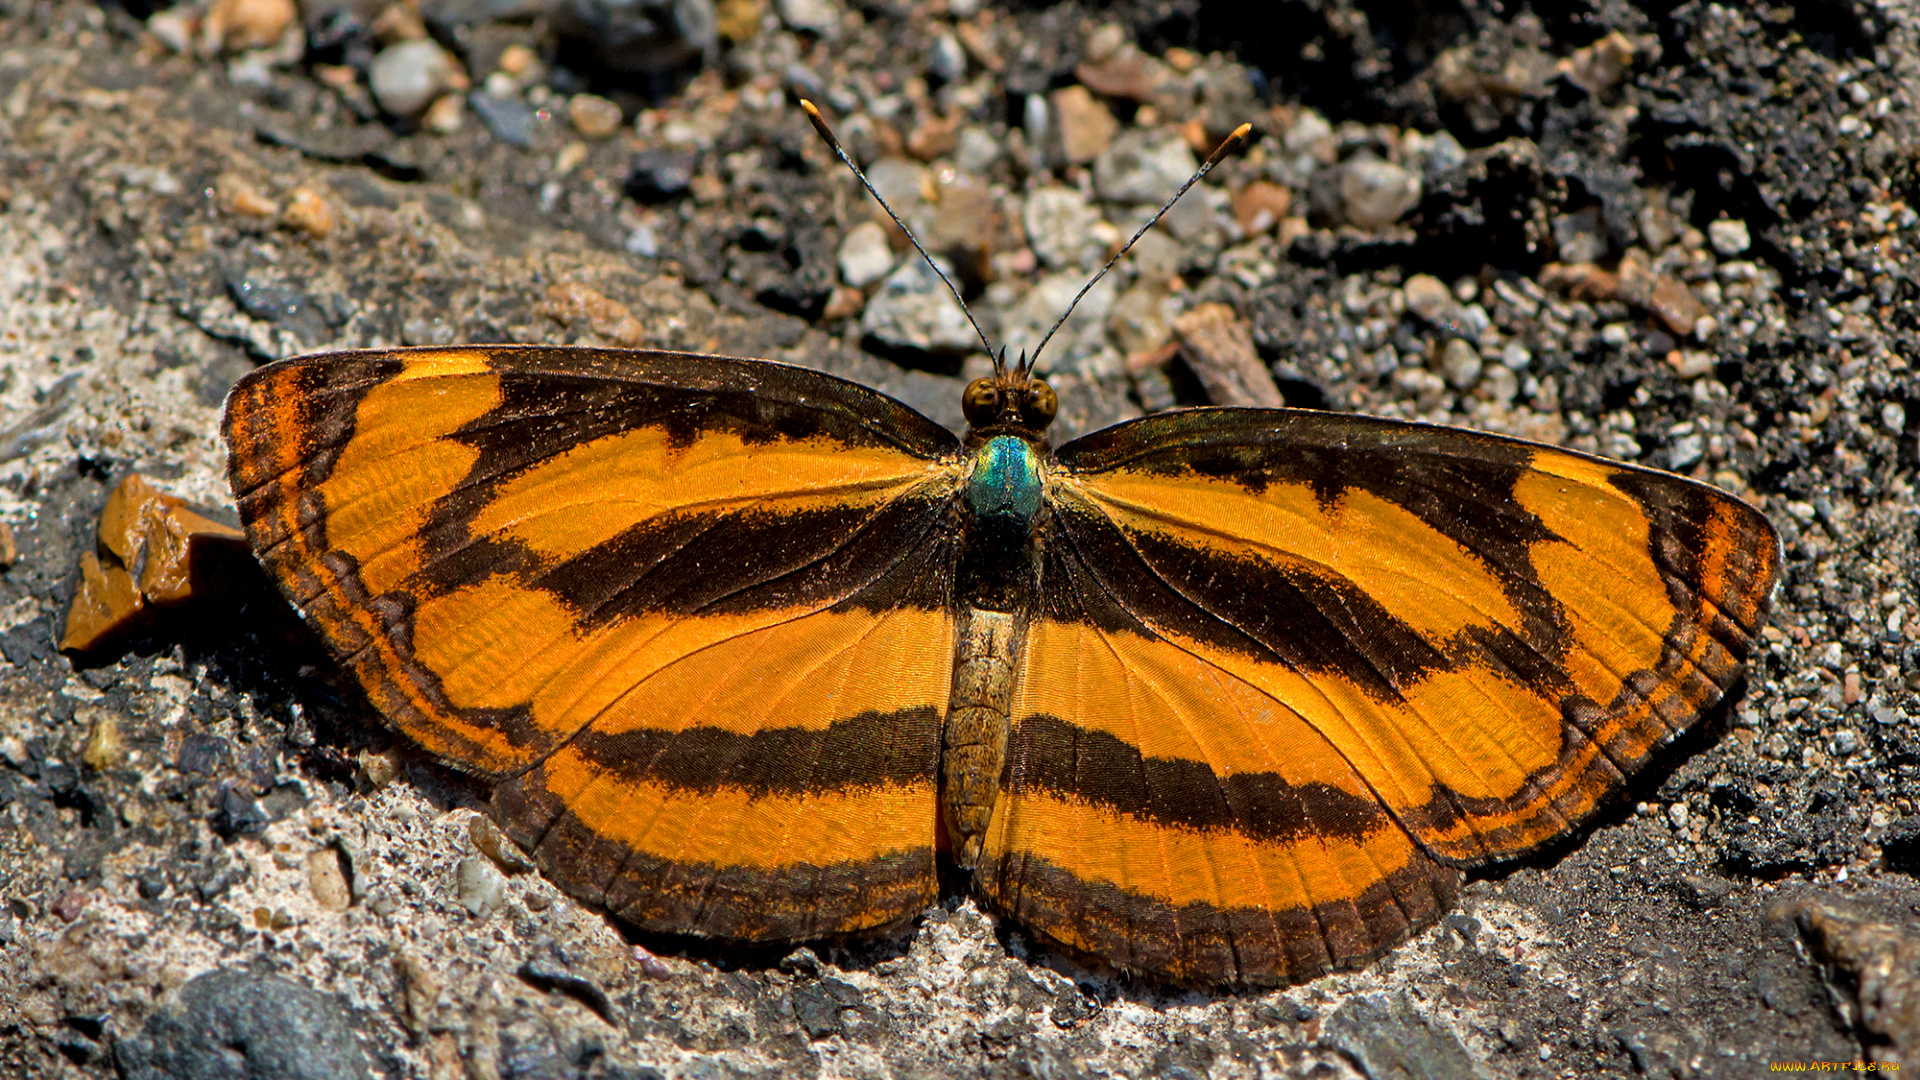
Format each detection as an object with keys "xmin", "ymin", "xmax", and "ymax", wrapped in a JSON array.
[
  {"xmin": 220, "ymin": 106, "xmax": 1779, "ymax": 988},
  {"xmin": 222, "ymin": 336, "xmax": 1778, "ymax": 986}
]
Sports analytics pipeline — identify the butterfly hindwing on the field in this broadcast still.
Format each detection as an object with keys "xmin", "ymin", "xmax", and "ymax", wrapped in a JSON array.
[
  {"xmin": 978, "ymin": 545, "xmax": 1459, "ymax": 986},
  {"xmin": 225, "ymin": 346, "xmax": 967, "ymax": 939},
  {"xmin": 492, "ymin": 556, "xmax": 958, "ymax": 940},
  {"xmin": 1042, "ymin": 408, "xmax": 1780, "ymax": 868}
]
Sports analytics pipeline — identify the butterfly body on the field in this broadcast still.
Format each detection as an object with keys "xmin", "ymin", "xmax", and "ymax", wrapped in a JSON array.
[{"xmin": 225, "ymin": 344, "xmax": 1778, "ymax": 986}]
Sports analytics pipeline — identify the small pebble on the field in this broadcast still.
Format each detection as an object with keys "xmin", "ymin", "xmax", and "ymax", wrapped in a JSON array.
[
  {"xmin": 498, "ymin": 43, "xmax": 540, "ymax": 79},
  {"xmin": 861, "ymin": 259, "xmax": 981, "ymax": 355},
  {"xmin": 1667, "ymin": 432, "xmax": 1705, "ymax": 470},
  {"xmin": 1341, "ymin": 157, "xmax": 1421, "ymax": 229},
  {"xmin": 1439, "ymin": 338, "xmax": 1482, "ymax": 389},
  {"xmin": 1075, "ymin": 49, "xmax": 1155, "ymax": 101},
  {"xmin": 1553, "ymin": 208, "xmax": 1608, "ymax": 263},
  {"xmin": 633, "ymin": 945, "xmax": 673, "ymax": 979},
  {"xmin": 1023, "ymin": 186, "xmax": 1104, "ymax": 269},
  {"xmin": 906, "ymin": 111, "xmax": 961, "ymax": 161},
  {"xmin": 280, "ymin": 184, "xmax": 336, "ymax": 235},
  {"xmin": 147, "ymin": 10, "xmax": 193, "ymax": 53},
  {"xmin": 837, "ymin": 220, "xmax": 896, "ymax": 289},
  {"xmin": 554, "ymin": 141, "xmax": 589, "ymax": 175},
  {"xmin": 1093, "ymin": 128, "xmax": 1198, "ymax": 204},
  {"xmin": 1409, "ymin": 128, "xmax": 1466, "ymax": 175},
  {"xmin": 422, "ymin": 92, "xmax": 464, "ymax": 134},
  {"xmin": 1084, "ymin": 22, "xmax": 1126, "ymax": 64},
  {"xmin": 81, "ymin": 713, "xmax": 124, "ymax": 771},
  {"xmin": 1667, "ymin": 351, "xmax": 1714, "ymax": 379},
  {"xmin": 1050, "ymin": 85, "xmax": 1116, "ymax": 165},
  {"xmin": 472, "ymin": 90, "xmax": 538, "ymax": 147},
  {"xmin": 369, "ymin": 40, "xmax": 458, "ymax": 118},
  {"xmin": 1283, "ymin": 109, "xmax": 1335, "ymax": 163},
  {"xmin": 1561, "ymin": 31, "xmax": 1636, "ymax": 95},
  {"xmin": 1231, "ymin": 181, "xmax": 1291, "ymax": 235},
  {"xmin": 1882, "ymin": 402, "xmax": 1907, "ymax": 434},
  {"xmin": 1107, "ymin": 280, "xmax": 1177, "ymax": 356},
  {"xmin": 1480, "ymin": 363, "xmax": 1518, "ymax": 402},
  {"xmin": 953, "ymin": 126, "xmax": 1001, "ymax": 175},
  {"xmin": 1645, "ymin": 276, "xmax": 1707, "ymax": 336},
  {"xmin": 215, "ymin": 172, "xmax": 278, "ymax": 218},
  {"xmin": 307, "ymin": 848, "xmax": 353, "ymax": 912},
  {"xmin": 624, "ymin": 148, "xmax": 699, "ymax": 202},
  {"xmin": 456, "ymin": 856, "xmax": 507, "ymax": 917},
  {"xmin": 52, "ymin": 890, "xmax": 89, "ymax": 923},
  {"xmin": 1708, "ymin": 218, "xmax": 1750, "ymax": 256},
  {"xmin": 1401, "ymin": 274, "xmax": 1455, "ymax": 325},
  {"xmin": 776, "ymin": 0, "xmax": 838, "ymax": 35},
  {"xmin": 821, "ymin": 285, "xmax": 863, "ymax": 320},
  {"xmin": 357, "ymin": 749, "xmax": 399, "ymax": 788},
  {"xmin": 999, "ymin": 270, "xmax": 1113, "ymax": 367},
  {"xmin": 625, "ymin": 222, "xmax": 659, "ymax": 257},
  {"xmin": 716, "ymin": 0, "xmax": 766, "ymax": 42},
  {"xmin": 369, "ymin": 1, "xmax": 428, "ymax": 44},
  {"xmin": 203, "ymin": 0, "xmax": 296, "ymax": 53},
  {"xmin": 928, "ymin": 31, "xmax": 967, "ymax": 83},
  {"xmin": 468, "ymin": 814, "xmax": 534, "ymax": 874},
  {"xmin": 568, "ymin": 93, "xmax": 623, "ymax": 139}
]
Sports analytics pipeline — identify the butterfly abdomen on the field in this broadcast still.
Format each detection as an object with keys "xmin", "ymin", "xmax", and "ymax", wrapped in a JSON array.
[{"xmin": 943, "ymin": 435, "xmax": 1049, "ymax": 867}]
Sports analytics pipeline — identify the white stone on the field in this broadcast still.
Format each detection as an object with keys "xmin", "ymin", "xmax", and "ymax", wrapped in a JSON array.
[
  {"xmin": 1708, "ymin": 218, "xmax": 1750, "ymax": 256},
  {"xmin": 1439, "ymin": 338, "xmax": 1482, "ymax": 389},
  {"xmin": 1401, "ymin": 274, "xmax": 1454, "ymax": 325},
  {"xmin": 456, "ymin": 856, "xmax": 506, "ymax": 917},
  {"xmin": 1341, "ymin": 157, "xmax": 1421, "ymax": 229},
  {"xmin": 1092, "ymin": 128, "xmax": 1198, "ymax": 205},
  {"xmin": 837, "ymin": 221, "xmax": 896, "ymax": 289},
  {"xmin": 777, "ymin": 0, "xmax": 840, "ymax": 35},
  {"xmin": 369, "ymin": 40, "xmax": 456, "ymax": 118},
  {"xmin": 861, "ymin": 259, "xmax": 978, "ymax": 354},
  {"xmin": 1023, "ymin": 186, "xmax": 1104, "ymax": 270}
]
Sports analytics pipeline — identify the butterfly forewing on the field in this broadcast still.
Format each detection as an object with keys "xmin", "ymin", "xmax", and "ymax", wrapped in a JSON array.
[
  {"xmin": 225, "ymin": 346, "xmax": 968, "ymax": 939},
  {"xmin": 1043, "ymin": 409, "xmax": 1780, "ymax": 869}
]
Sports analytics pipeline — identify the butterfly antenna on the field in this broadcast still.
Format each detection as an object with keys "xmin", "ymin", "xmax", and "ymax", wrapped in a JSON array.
[
  {"xmin": 1027, "ymin": 123, "xmax": 1253, "ymax": 369},
  {"xmin": 801, "ymin": 99, "xmax": 998, "ymax": 361}
]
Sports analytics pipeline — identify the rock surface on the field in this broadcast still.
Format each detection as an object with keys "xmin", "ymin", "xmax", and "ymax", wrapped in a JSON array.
[{"xmin": 2, "ymin": 0, "xmax": 1919, "ymax": 1077}]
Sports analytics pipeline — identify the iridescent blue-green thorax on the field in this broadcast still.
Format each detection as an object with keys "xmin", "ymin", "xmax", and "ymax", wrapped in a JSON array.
[{"xmin": 965, "ymin": 435, "xmax": 1044, "ymax": 538}]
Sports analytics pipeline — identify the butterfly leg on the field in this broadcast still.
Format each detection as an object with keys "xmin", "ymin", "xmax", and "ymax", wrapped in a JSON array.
[{"xmin": 942, "ymin": 608, "xmax": 1024, "ymax": 868}]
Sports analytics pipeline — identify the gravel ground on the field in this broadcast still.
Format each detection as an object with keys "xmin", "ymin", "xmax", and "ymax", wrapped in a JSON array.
[{"xmin": 2, "ymin": 0, "xmax": 1919, "ymax": 1077}]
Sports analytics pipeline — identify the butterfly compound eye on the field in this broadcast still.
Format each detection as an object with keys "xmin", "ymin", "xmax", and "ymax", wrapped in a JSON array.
[
  {"xmin": 962, "ymin": 379, "xmax": 1002, "ymax": 425},
  {"xmin": 1021, "ymin": 381, "xmax": 1058, "ymax": 428}
]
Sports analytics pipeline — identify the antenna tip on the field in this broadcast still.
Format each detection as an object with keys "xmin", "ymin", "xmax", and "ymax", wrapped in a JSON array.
[
  {"xmin": 1229, "ymin": 122, "xmax": 1253, "ymax": 142},
  {"xmin": 799, "ymin": 99, "xmax": 821, "ymax": 118}
]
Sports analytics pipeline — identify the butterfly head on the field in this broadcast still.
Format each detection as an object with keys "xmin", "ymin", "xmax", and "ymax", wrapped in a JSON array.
[{"xmin": 963, "ymin": 349, "xmax": 1057, "ymax": 444}]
